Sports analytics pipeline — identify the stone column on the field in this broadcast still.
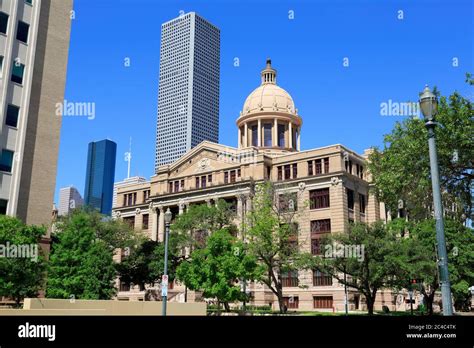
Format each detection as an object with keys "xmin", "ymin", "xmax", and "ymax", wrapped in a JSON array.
[
  {"xmin": 206, "ymin": 198, "xmax": 212, "ymax": 207},
  {"xmin": 297, "ymin": 127, "xmax": 301, "ymax": 151},
  {"xmin": 238, "ymin": 127, "xmax": 241, "ymax": 149},
  {"xmin": 158, "ymin": 206, "xmax": 165, "ymax": 242},
  {"xmin": 179, "ymin": 201, "xmax": 185, "ymax": 215},
  {"xmin": 273, "ymin": 119, "xmax": 278, "ymax": 146},
  {"xmin": 289, "ymin": 122, "xmax": 293, "ymax": 149},
  {"xmin": 257, "ymin": 118, "xmax": 262, "ymax": 147},
  {"xmin": 237, "ymin": 195, "xmax": 244, "ymax": 220},
  {"xmin": 150, "ymin": 205, "xmax": 158, "ymax": 241},
  {"xmin": 244, "ymin": 123, "xmax": 248, "ymax": 148}
]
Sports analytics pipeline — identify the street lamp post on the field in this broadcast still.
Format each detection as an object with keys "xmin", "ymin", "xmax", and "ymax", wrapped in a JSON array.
[
  {"xmin": 419, "ymin": 85, "xmax": 453, "ymax": 316},
  {"xmin": 162, "ymin": 208, "xmax": 173, "ymax": 316}
]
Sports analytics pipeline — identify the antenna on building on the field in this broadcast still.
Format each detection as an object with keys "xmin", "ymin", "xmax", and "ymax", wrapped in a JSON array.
[{"xmin": 124, "ymin": 137, "xmax": 132, "ymax": 179}]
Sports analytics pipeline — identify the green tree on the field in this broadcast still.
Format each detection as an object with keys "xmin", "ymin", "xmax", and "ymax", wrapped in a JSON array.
[
  {"xmin": 312, "ymin": 221, "xmax": 401, "ymax": 315},
  {"xmin": 116, "ymin": 238, "xmax": 180, "ymax": 292},
  {"xmin": 0, "ymin": 216, "xmax": 47, "ymax": 307},
  {"xmin": 176, "ymin": 228, "xmax": 260, "ymax": 312},
  {"xmin": 369, "ymin": 77, "xmax": 474, "ymax": 222},
  {"xmin": 172, "ymin": 199, "xmax": 237, "ymax": 251},
  {"xmin": 389, "ymin": 218, "xmax": 474, "ymax": 313},
  {"xmin": 46, "ymin": 209, "xmax": 122, "ymax": 300},
  {"xmin": 246, "ymin": 181, "xmax": 307, "ymax": 313}
]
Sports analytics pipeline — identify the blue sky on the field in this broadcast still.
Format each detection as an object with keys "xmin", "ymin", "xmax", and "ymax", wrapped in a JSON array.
[{"xmin": 54, "ymin": 0, "xmax": 473, "ymax": 204}]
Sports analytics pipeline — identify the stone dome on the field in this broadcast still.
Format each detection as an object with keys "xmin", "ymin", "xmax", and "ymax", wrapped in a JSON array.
[
  {"xmin": 241, "ymin": 59, "xmax": 297, "ymax": 116},
  {"xmin": 242, "ymin": 84, "xmax": 296, "ymax": 115}
]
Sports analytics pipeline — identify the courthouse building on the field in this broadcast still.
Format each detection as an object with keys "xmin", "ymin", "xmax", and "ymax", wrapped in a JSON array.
[{"xmin": 112, "ymin": 60, "xmax": 396, "ymax": 312}]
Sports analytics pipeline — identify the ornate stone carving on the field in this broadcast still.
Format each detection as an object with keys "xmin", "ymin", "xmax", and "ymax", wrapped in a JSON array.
[
  {"xmin": 331, "ymin": 177, "xmax": 342, "ymax": 186},
  {"xmin": 135, "ymin": 208, "xmax": 141, "ymax": 215},
  {"xmin": 298, "ymin": 182, "xmax": 306, "ymax": 191}
]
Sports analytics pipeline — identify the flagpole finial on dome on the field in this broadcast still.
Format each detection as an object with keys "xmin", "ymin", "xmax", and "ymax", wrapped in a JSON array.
[{"xmin": 261, "ymin": 58, "xmax": 276, "ymax": 85}]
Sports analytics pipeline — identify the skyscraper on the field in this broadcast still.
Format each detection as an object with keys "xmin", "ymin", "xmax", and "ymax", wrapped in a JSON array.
[
  {"xmin": 84, "ymin": 139, "xmax": 117, "ymax": 215},
  {"xmin": 0, "ymin": 0, "xmax": 73, "ymax": 225},
  {"xmin": 155, "ymin": 12, "xmax": 220, "ymax": 170},
  {"xmin": 58, "ymin": 186, "xmax": 84, "ymax": 216}
]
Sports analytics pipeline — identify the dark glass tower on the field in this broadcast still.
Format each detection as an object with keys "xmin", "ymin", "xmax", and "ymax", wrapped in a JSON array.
[{"xmin": 84, "ymin": 139, "xmax": 117, "ymax": 215}]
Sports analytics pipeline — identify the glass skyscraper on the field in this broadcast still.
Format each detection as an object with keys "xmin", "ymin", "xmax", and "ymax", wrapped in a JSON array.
[
  {"xmin": 84, "ymin": 139, "xmax": 117, "ymax": 215},
  {"xmin": 155, "ymin": 12, "xmax": 220, "ymax": 171}
]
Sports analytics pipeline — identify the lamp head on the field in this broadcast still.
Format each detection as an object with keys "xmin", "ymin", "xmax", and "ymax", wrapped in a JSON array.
[
  {"xmin": 419, "ymin": 85, "xmax": 438, "ymax": 121},
  {"xmin": 164, "ymin": 208, "xmax": 172, "ymax": 224}
]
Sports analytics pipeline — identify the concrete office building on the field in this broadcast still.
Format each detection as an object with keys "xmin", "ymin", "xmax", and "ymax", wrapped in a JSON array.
[
  {"xmin": 0, "ymin": 0, "xmax": 73, "ymax": 225},
  {"xmin": 110, "ymin": 60, "xmax": 417, "ymax": 312},
  {"xmin": 155, "ymin": 12, "xmax": 220, "ymax": 170},
  {"xmin": 58, "ymin": 186, "xmax": 83, "ymax": 216},
  {"xmin": 84, "ymin": 139, "xmax": 117, "ymax": 216}
]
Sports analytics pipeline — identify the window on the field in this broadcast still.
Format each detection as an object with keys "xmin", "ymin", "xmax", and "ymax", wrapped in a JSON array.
[
  {"xmin": 207, "ymin": 175, "xmax": 212, "ymax": 184},
  {"xmin": 278, "ymin": 124, "xmax": 285, "ymax": 147},
  {"xmin": 281, "ymin": 271, "xmax": 299, "ymax": 287},
  {"xmin": 169, "ymin": 182, "xmax": 173, "ymax": 193},
  {"xmin": 313, "ymin": 270, "xmax": 332, "ymax": 286},
  {"xmin": 195, "ymin": 177, "xmax": 200, "ymax": 188},
  {"xmin": 0, "ymin": 12, "xmax": 8, "ymax": 34},
  {"xmin": 359, "ymin": 194, "xmax": 366, "ymax": 214},
  {"xmin": 292, "ymin": 164, "xmax": 297, "ymax": 178},
  {"xmin": 347, "ymin": 189, "xmax": 354, "ymax": 210},
  {"xmin": 180, "ymin": 180, "xmax": 184, "ymax": 190},
  {"xmin": 201, "ymin": 175, "xmax": 206, "ymax": 188},
  {"xmin": 25, "ymin": 0, "xmax": 33, "ymax": 5},
  {"xmin": 174, "ymin": 181, "xmax": 179, "ymax": 192},
  {"xmin": 230, "ymin": 170, "xmax": 236, "ymax": 183},
  {"xmin": 224, "ymin": 172, "xmax": 228, "ymax": 184},
  {"xmin": 283, "ymin": 296, "xmax": 299, "ymax": 309},
  {"xmin": 284, "ymin": 165, "xmax": 291, "ymax": 180},
  {"xmin": 311, "ymin": 219, "xmax": 331, "ymax": 234},
  {"xmin": 313, "ymin": 296, "xmax": 333, "ymax": 309},
  {"xmin": 309, "ymin": 188, "xmax": 330, "ymax": 209},
  {"xmin": 279, "ymin": 193, "xmax": 297, "ymax": 212},
  {"xmin": 6, "ymin": 104, "xmax": 19, "ymax": 127},
  {"xmin": 251, "ymin": 125, "xmax": 258, "ymax": 146},
  {"xmin": 277, "ymin": 166, "xmax": 282, "ymax": 181},
  {"xmin": 143, "ymin": 190, "xmax": 150, "ymax": 201},
  {"xmin": 123, "ymin": 216, "xmax": 135, "ymax": 228},
  {"xmin": 308, "ymin": 161, "xmax": 313, "ymax": 176},
  {"xmin": 0, "ymin": 199, "xmax": 7, "ymax": 215},
  {"xmin": 142, "ymin": 214, "xmax": 149, "ymax": 230},
  {"xmin": 315, "ymin": 159, "xmax": 322, "ymax": 174},
  {"xmin": 311, "ymin": 218, "xmax": 331, "ymax": 255},
  {"xmin": 11, "ymin": 63, "xmax": 25, "ymax": 84},
  {"xmin": 324, "ymin": 158, "xmax": 329, "ymax": 173},
  {"xmin": 16, "ymin": 21, "xmax": 29, "ymax": 44},
  {"xmin": 263, "ymin": 123, "xmax": 272, "ymax": 147},
  {"xmin": 237, "ymin": 168, "xmax": 241, "ymax": 177},
  {"xmin": 0, "ymin": 149, "xmax": 14, "ymax": 172}
]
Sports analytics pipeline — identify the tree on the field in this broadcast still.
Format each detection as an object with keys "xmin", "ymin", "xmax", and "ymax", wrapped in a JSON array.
[
  {"xmin": 312, "ymin": 221, "xmax": 401, "ymax": 315},
  {"xmin": 46, "ymin": 209, "xmax": 121, "ymax": 300},
  {"xmin": 389, "ymin": 218, "xmax": 474, "ymax": 313},
  {"xmin": 0, "ymin": 216, "xmax": 47, "ymax": 307},
  {"xmin": 172, "ymin": 199, "xmax": 237, "ymax": 251},
  {"xmin": 116, "ymin": 238, "xmax": 180, "ymax": 292},
  {"xmin": 368, "ymin": 77, "xmax": 474, "ymax": 222},
  {"xmin": 176, "ymin": 228, "xmax": 260, "ymax": 312},
  {"xmin": 246, "ymin": 181, "xmax": 307, "ymax": 313}
]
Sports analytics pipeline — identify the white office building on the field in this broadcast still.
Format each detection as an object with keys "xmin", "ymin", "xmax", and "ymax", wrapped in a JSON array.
[
  {"xmin": 58, "ymin": 186, "xmax": 83, "ymax": 216},
  {"xmin": 155, "ymin": 12, "xmax": 220, "ymax": 170}
]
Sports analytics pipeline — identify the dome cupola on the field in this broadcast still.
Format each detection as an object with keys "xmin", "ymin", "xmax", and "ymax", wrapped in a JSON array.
[{"xmin": 237, "ymin": 59, "xmax": 302, "ymax": 153}]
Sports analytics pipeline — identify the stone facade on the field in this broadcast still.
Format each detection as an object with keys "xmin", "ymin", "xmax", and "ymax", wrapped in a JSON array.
[{"xmin": 112, "ymin": 60, "xmax": 404, "ymax": 312}]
